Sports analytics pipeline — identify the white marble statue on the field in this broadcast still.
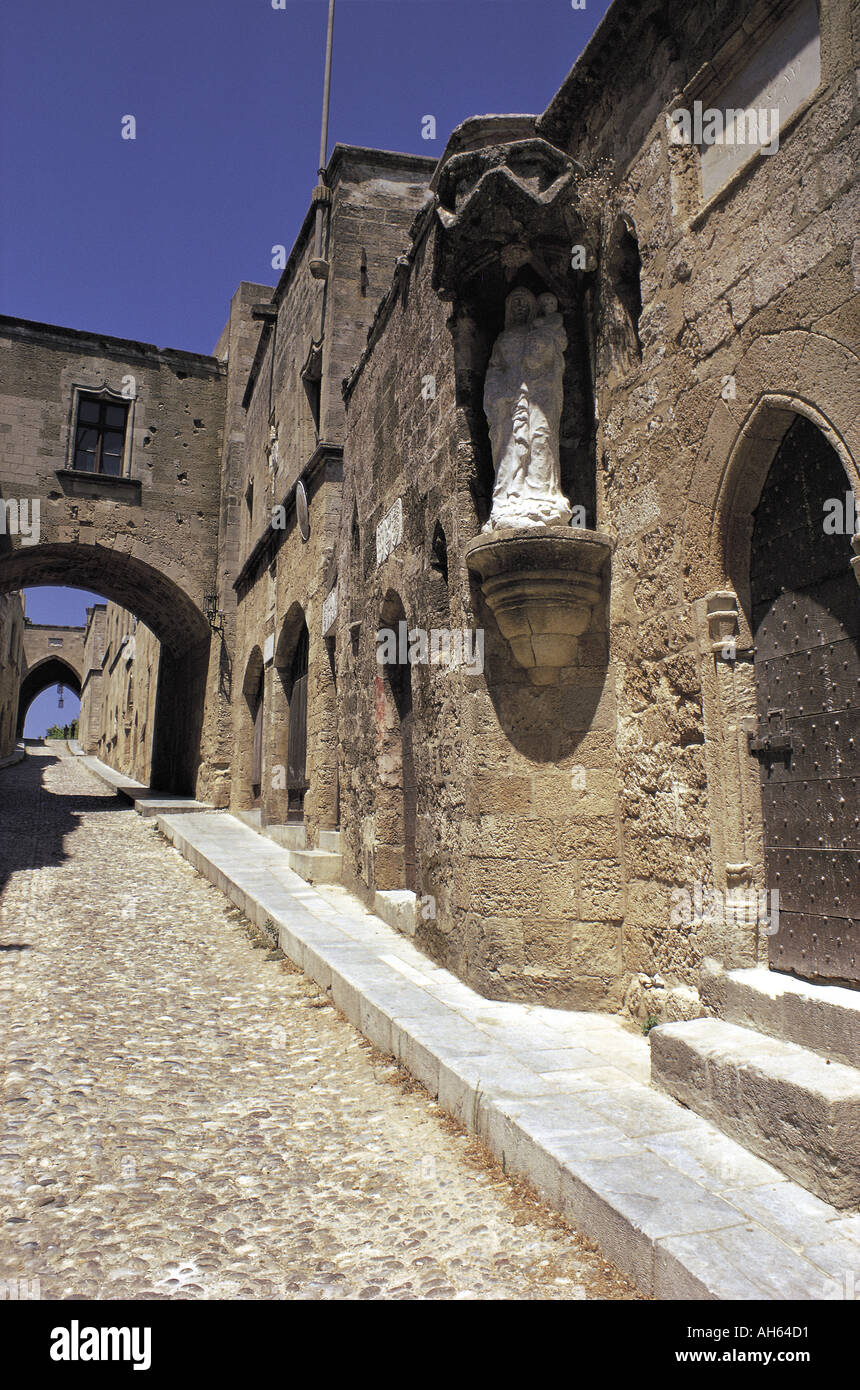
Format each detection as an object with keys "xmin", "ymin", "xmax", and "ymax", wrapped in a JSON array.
[{"xmin": 482, "ymin": 287, "xmax": 572, "ymax": 531}]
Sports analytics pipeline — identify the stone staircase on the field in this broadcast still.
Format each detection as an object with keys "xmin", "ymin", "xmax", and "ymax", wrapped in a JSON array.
[{"xmin": 651, "ymin": 961, "xmax": 860, "ymax": 1209}]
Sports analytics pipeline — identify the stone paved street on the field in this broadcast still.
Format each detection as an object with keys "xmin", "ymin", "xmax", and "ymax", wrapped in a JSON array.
[{"xmin": 0, "ymin": 749, "xmax": 640, "ymax": 1300}]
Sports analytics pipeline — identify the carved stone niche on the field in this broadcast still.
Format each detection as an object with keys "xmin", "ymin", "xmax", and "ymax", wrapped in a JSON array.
[
  {"xmin": 432, "ymin": 123, "xmax": 589, "ymax": 299},
  {"xmin": 465, "ymin": 526, "xmax": 611, "ymax": 685}
]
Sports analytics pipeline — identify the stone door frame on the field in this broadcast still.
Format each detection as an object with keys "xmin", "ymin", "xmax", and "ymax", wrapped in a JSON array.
[{"xmin": 684, "ymin": 331, "xmax": 860, "ymax": 971}]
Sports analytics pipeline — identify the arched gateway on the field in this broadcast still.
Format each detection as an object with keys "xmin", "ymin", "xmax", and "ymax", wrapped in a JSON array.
[{"xmin": 0, "ymin": 315, "xmax": 228, "ymax": 798}]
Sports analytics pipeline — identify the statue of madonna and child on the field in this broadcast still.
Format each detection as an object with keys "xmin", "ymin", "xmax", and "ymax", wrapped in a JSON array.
[{"xmin": 482, "ymin": 286, "xmax": 573, "ymax": 532}]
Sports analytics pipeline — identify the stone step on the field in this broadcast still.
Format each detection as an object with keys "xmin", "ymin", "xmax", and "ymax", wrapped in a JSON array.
[
  {"xmin": 702, "ymin": 961, "xmax": 860, "ymax": 1071},
  {"xmin": 651, "ymin": 1017, "xmax": 860, "ymax": 1209},
  {"xmin": 286, "ymin": 847, "xmax": 342, "ymax": 885},
  {"xmin": 373, "ymin": 889, "xmax": 421, "ymax": 937},
  {"xmin": 318, "ymin": 829, "xmax": 342, "ymax": 854},
  {"xmin": 265, "ymin": 822, "xmax": 307, "ymax": 851}
]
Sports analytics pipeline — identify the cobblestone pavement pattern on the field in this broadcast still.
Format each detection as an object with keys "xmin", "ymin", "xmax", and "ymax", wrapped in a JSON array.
[{"xmin": 0, "ymin": 749, "xmax": 640, "ymax": 1300}]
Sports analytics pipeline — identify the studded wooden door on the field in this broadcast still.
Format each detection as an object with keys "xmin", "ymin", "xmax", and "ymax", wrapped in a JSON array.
[{"xmin": 749, "ymin": 415, "xmax": 860, "ymax": 987}]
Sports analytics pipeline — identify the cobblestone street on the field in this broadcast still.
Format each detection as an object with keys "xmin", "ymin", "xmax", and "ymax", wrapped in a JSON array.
[{"xmin": 0, "ymin": 749, "xmax": 639, "ymax": 1301}]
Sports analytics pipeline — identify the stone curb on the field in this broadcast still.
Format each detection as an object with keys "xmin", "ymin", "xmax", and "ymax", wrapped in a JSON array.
[
  {"xmin": 0, "ymin": 744, "xmax": 26, "ymax": 771},
  {"xmin": 151, "ymin": 808, "xmax": 860, "ymax": 1302}
]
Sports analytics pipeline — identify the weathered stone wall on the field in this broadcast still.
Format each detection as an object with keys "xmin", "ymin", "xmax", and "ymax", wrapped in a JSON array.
[
  {"xmin": 0, "ymin": 593, "xmax": 25, "ymax": 757},
  {"xmin": 78, "ymin": 605, "xmax": 107, "ymax": 755},
  {"xmin": 539, "ymin": 0, "xmax": 859, "ymax": 1018},
  {"xmin": 335, "ymin": 0, "xmax": 859, "ymax": 1014},
  {"xmin": 0, "ymin": 318, "xmax": 227, "ymax": 795},
  {"xmin": 231, "ymin": 146, "xmax": 435, "ymax": 843},
  {"xmin": 79, "ymin": 601, "xmax": 160, "ymax": 783}
]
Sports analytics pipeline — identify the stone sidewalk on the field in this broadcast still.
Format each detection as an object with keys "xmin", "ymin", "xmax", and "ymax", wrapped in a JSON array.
[
  {"xmin": 77, "ymin": 756, "xmax": 857, "ymax": 1301},
  {"xmin": 2, "ymin": 748, "xmax": 644, "ymax": 1301}
]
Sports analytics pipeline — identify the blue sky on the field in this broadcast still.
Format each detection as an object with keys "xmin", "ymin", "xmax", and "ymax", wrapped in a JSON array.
[{"xmin": 5, "ymin": 0, "xmax": 613, "ymax": 732}]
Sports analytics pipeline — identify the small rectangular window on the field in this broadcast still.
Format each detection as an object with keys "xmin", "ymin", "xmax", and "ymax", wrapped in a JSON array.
[{"xmin": 73, "ymin": 395, "xmax": 130, "ymax": 475}]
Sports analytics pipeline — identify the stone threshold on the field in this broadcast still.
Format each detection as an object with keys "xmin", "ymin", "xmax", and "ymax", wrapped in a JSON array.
[{"xmin": 144, "ymin": 806, "xmax": 859, "ymax": 1302}]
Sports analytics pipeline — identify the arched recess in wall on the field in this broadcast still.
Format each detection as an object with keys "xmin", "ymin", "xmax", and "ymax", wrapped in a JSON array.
[
  {"xmin": 599, "ymin": 214, "xmax": 643, "ymax": 378},
  {"xmin": 349, "ymin": 507, "xmax": 361, "ymax": 621},
  {"xmin": 273, "ymin": 603, "xmax": 310, "ymax": 826},
  {"xmin": 374, "ymin": 589, "xmax": 418, "ymax": 894},
  {"xmin": 447, "ymin": 265, "xmax": 598, "ymax": 534},
  {"xmin": 16, "ymin": 656, "xmax": 82, "ymax": 737},
  {"xmin": 240, "ymin": 645, "xmax": 265, "ymax": 811},
  {"xmin": 682, "ymin": 330, "xmax": 860, "ymax": 971}
]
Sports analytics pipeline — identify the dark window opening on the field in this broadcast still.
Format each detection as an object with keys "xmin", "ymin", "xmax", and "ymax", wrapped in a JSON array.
[
  {"xmin": 301, "ymin": 339, "xmax": 323, "ymax": 436},
  {"xmin": 610, "ymin": 222, "xmax": 643, "ymax": 357},
  {"xmin": 73, "ymin": 395, "xmax": 129, "ymax": 475},
  {"xmin": 430, "ymin": 521, "xmax": 449, "ymax": 585}
]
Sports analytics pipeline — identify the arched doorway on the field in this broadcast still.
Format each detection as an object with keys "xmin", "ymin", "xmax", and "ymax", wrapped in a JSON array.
[
  {"xmin": 239, "ymin": 647, "xmax": 265, "ymax": 811},
  {"xmin": 271, "ymin": 606, "xmax": 311, "ymax": 828},
  {"xmin": 286, "ymin": 624, "xmax": 309, "ymax": 822},
  {"xmin": 749, "ymin": 415, "xmax": 859, "ymax": 987},
  {"xmin": 0, "ymin": 545, "xmax": 211, "ymax": 795},
  {"xmin": 376, "ymin": 592, "xmax": 418, "ymax": 893}
]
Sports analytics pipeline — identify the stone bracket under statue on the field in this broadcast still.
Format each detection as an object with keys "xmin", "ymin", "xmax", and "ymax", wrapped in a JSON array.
[{"xmin": 466, "ymin": 526, "xmax": 611, "ymax": 686}]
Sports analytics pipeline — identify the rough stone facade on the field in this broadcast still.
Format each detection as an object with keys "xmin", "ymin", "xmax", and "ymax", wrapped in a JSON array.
[
  {"xmin": 79, "ymin": 601, "xmax": 160, "ymax": 782},
  {"xmin": 1, "ymin": 0, "xmax": 857, "ymax": 1024},
  {"xmin": 226, "ymin": 147, "xmax": 436, "ymax": 846},
  {"xmin": 0, "ymin": 317, "xmax": 227, "ymax": 795},
  {"xmin": 329, "ymin": 0, "xmax": 859, "ymax": 1014}
]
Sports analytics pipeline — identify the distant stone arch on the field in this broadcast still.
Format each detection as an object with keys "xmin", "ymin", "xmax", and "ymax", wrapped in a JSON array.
[
  {"xmin": 0, "ymin": 544, "xmax": 212, "ymax": 793},
  {"xmin": 16, "ymin": 655, "xmax": 82, "ymax": 737}
]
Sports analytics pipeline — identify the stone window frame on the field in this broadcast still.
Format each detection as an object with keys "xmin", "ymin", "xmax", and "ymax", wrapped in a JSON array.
[
  {"xmin": 666, "ymin": 0, "xmax": 825, "ymax": 227},
  {"xmin": 65, "ymin": 381, "xmax": 137, "ymax": 479}
]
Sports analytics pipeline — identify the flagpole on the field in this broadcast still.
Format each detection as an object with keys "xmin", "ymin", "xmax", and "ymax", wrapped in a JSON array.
[{"xmin": 310, "ymin": 0, "xmax": 336, "ymax": 279}]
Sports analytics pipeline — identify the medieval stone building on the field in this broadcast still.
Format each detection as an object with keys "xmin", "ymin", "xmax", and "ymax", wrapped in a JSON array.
[{"xmin": 1, "ymin": 0, "xmax": 857, "ymax": 1101}]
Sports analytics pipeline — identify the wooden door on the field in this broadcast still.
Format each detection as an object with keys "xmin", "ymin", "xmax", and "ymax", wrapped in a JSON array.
[
  {"xmin": 251, "ymin": 672, "xmax": 264, "ymax": 804},
  {"xmin": 287, "ymin": 627, "xmax": 309, "ymax": 820},
  {"xmin": 750, "ymin": 415, "xmax": 860, "ymax": 987}
]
